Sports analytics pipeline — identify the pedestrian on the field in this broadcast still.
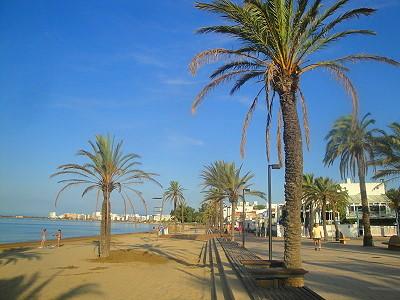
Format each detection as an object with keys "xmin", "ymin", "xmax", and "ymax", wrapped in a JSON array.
[
  {"xmin": 40, "ymin": 228, "xmax": 47, "ymax": 248},
  {"xmin": 55, "ymin": 229, "xmax": 62, "ymax": 247},
  {"xmin": 312, "ymin": 223, "xmax": 322, "ymax": 251}
]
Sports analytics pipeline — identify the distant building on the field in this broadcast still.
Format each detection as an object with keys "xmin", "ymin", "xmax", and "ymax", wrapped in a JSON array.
[{"xmin": 48, "ymin": 212, "xmax": 57, "ymax": 219}]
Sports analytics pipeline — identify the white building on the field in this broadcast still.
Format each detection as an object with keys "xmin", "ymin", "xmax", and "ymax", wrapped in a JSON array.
[
  {"xmin": 340, "ymin": 178, "xmax": 395, "ymax": 220},
  {"xmin": 48, "ymin": 212, "xmax": 57, "ymax": 219}
]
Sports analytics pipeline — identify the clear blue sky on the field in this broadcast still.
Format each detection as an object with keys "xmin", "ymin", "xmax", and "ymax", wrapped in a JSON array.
[{"xmin": 1, "ymin": 0, "xmax": 399, "ymax": 216}]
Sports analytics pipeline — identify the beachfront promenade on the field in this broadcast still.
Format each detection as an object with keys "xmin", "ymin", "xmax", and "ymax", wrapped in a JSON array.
[
  {"xmin": 244, "ymin": 235, "xmax": 400, "ymax": 300},
  {"xmin": 0, "ymin": 231, "xmax": 399, "ymax": 299}
]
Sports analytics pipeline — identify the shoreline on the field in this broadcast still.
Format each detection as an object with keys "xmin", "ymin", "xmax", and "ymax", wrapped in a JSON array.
[{"xmin": 0, "ymin": 231, "xmax": 155, "ymax": 250}]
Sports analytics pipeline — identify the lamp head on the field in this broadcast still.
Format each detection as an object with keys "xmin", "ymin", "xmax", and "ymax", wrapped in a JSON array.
[{"xmin": 270, "ymin": 164, "xmax": 281, "ymax": 170}]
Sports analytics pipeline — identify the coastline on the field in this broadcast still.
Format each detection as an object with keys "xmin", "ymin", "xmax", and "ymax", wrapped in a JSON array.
[{"xmin": 0, "ymin": 231, "xmax": 153, "ymax": 250}]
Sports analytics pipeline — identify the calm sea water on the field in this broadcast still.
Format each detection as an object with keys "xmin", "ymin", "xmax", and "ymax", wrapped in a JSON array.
[{"xmin": 0, "ymin": 218, "xmax": 155, "ymax": 244}]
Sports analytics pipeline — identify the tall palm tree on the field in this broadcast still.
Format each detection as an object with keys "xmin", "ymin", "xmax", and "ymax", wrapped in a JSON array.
[
  {"xmin": 51, "ymin": 135, "xmax": 161, "ymax": 257},
  {"xmin": 372, "ymin": 122, "xmax": 400, "ymax": 182},
  {"xmin": 163, "ymin": 181, "xmax": 186, "ymax": 224},
  {"xmin": 386, "ymin": 188, "xmax": 400, "ymax": 236},
  {"xmin": 190, "ymin": 0, "xmax": 398, "ymax": 274},
  {"xmin": 324, "ymin": 113, "xmax": 383, "ymax": 246},
  {"xmin": 201, "ymin": 161, "xmax": 262, "ymax": 241}
]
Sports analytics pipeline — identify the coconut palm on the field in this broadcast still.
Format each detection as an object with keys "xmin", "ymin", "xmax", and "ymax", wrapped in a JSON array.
[
  {"xmin": 51, "ymin": 135, "xmax": 161, "ymax": 257},
  {"xmin": 372, "ymin": 123, "xmax": 400, "ymax": 182},
  {"xmin": 324, "ymin": 113, "xmax": 384, "ymax": 246},
  {"xmin": 190, "ymin": 0, "xmax": 398, "ymax": 273},
  {"xmin": 163, "ymin": 181, "xmax": 186, "ymax": 224},
  {"xmin": 201, "ymin": 161, "xmax": 263, "ymax": 241},
  {"xmin": 386, "ymin": 188, "xmax": 400, "ymax": 236}
]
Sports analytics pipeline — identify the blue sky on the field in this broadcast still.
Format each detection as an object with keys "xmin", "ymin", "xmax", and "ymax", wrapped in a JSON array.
[{"xmin": 0, "ymin": 0, "xmax": 399, "ymax": 216}]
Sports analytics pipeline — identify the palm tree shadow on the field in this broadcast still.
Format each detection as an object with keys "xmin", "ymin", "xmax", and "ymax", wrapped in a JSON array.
[
  {"xmin": 0, "ymin": 272, "xmax": 103, "ymax": 300},
  {"xmin": 138, "ymin": 243, "xmax": 198, "ymax": 267},
  {"xmin": 0, "ymin": 247, "xmax": 41, "ymax": 266}
]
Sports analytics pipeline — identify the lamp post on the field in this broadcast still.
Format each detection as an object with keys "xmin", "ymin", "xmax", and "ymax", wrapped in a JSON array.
[
  {"xmin": 152, "ymin": 197, "xmax": 163, "ymax": 223},
  {"xmin": 268, "ymin": 163, "xmax": 281, "ymax": 261},
  {"xmin": 242, "ymin": 188, "xmax": 250, "ymax": 248}
]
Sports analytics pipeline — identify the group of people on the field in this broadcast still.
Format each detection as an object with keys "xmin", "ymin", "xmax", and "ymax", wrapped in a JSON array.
[{"xmin": 40, "ymin": 228, "xmax": 62, "ymax": 248}]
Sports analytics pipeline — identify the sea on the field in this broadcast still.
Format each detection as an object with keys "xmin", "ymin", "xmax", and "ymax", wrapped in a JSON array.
[{"xmin": 0, "ymin": 217, "xmax": 155, "ymax": 244}]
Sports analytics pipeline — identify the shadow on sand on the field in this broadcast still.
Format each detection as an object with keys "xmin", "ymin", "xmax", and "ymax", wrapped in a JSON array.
[
  {"xmin": 0, "ymin": 247, "xmax": 41, "ymax": 266},
  {"xmin": 0, "ymin": 271, "xmax": 103, "ymax": 300}
]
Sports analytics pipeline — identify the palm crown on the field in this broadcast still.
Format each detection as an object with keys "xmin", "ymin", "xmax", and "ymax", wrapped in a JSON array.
[
  {"xmin": 190, "ymin": 0, "xmax": 399, "ymax": 158},
  {"xmin": 324, "ymin": 113, "xmax": 384, "ymax": 178},
  {"xmin": 52, "ymin": 135, "xmax": 161, "ymax": 215},
  {"xmin": 164, "ymin": 180, "xmax": 186, "ymax": 212},
  {"xmin": 372, "ymin": 123, "xmax": 400, "ymax": 182}
]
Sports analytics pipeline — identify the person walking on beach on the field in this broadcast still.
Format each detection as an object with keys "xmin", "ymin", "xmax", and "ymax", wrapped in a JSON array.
[
  {"xmin": 40, "ymin": 228, "xmax": 47, "ymax": 248},
  {"xmin": 55, "ymin": 229, "xmax": 62, "ymax": 247},
  {"xmin": 312, "ymin": 223, "xmax": 322, "ymax": 251}
]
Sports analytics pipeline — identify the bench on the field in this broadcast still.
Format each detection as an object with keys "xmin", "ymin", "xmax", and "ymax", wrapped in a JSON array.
[
  {"xmin": 248, "ymin": 267, "xmax": 308, "ymax": 288},
  {"xmin": 240, "ymin": 259, "xmax": 285, "ymax": 268},
  {"xmin": 382, "ymin": 235, "xmax": 400, "ymax": 251},
  {"xmin": 339, "ymin": 232, "xmax": 350, "ymax": 244},
  {"xmin": 217, "ymin": 238, "xmax": 324, "ymax": 299}
]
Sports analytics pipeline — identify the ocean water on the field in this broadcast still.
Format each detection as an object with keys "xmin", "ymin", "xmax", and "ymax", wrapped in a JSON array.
[{"xmin": 0, "ymin": 218, "xmax": 155, "ymax": 244}]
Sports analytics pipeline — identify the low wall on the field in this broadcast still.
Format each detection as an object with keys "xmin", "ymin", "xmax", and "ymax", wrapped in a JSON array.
[{"xmin": 277, "ymin": 224, "xmax": 397, "ymax": 238}]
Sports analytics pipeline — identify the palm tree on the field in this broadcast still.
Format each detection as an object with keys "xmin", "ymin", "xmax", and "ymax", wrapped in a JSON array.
[
  {"xmin": 372, "ymin": 123, "xmax": 400, "ymax": 182},
  {"xmin": 163, "ymin": 181, "xmax": 186, "ymax": 224},
  {"xmin": 303, "ymin": 176, "xmax": 348, "ymax": 241},
  {"xmin": 202, "ymin": 200, "xmax": 220, "ymax": 228},
  {"xmin": 202, "ymin": 187, "xmax": 226, "ymax": 233},
  {"xmin": 386, "ymin": 188, "xmax": 400, "ymax": 236},
  {"xmin": 327, "ymin": 184, "xmax": 349, "ymax": 241},
  {"xmin": 190, "ymin": 0, "xmax": 398, "ymax": 274},
  {"xmin": 302, "ymin": 177, "xmax": 328, "ymax": 240},
  {"xmin": 201, "ymin": 161, "xmax": 262, "ymax": 241},
  {"xmin": 302, "ymin": 173, "xmax": 315, "ymax": 238},
  {"xmin": 324, "ymin": 113, "xmax": 383, "ymax": 246},
  {"xmin": 51, "ymin": 135, "xmax": 161, "ymax": 257}
]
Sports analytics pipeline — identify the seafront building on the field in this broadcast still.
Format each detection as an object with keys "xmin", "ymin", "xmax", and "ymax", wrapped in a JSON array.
[
  {"xmin": 340, "ymin": 178, "xmax": 395, "ymax": 221},
  {"xmin": 48, "ymin": 211, "xmax": 170, "ymax": 222}
]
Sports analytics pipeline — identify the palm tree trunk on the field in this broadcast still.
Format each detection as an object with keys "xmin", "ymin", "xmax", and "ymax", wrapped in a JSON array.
[
  {"xmin": 396, "ymin": 209, "xmax": 399, "ymax": 236},
  {"xmin": 279, "ymin": 81, "xmax": 303, "ymax": 280},
  {"xmin": 358, "ymin": 156, "xmax": 373, "ymax": 246},
  {"xmin": 220, "ymin": 200, "xmax": 224, "ymax": 236},
  {"xmin": 100, "ymin": 190, "xmax": 111, "ymax": 258},
  {"xmin": 309, "ymin": 204, "xmax": 314, "ymax": 239},
  {"xmin": 332, "ymin": 211, "xmax": 340, "ymax": 241},
  {"xmin": 181, "ymin": 205, "xmax": 184, "ymax": 231},
  {"xmin": 231, "ymin": 201, "xmax": 236, "ymax": 241},
  {"xmin": 321, "ymin": 202, "xmax": 328, "ymax": 241}
]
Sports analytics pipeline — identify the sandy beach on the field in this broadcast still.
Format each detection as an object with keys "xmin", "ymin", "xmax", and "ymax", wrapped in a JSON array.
[{"xmin": 0, "ymin": 231, "xmax": 210, "ymax": 300}]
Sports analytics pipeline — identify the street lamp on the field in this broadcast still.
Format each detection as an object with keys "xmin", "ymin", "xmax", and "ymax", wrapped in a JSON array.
[
  {"xmin": 268, "ymin": 163, "xmax": 281, "ymax": 261},
  {"xmin": 152, "ymin": 197, "xmax": 163, "ymax": 223},
  {"xmin": 242, "ymin": 188, "xmax": 251, "ymax": 248}
]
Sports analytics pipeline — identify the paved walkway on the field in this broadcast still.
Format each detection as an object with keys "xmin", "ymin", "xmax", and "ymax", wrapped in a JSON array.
[{"xmin": 242, "ymin": 235, "xmax": 400, "ymax": 300}]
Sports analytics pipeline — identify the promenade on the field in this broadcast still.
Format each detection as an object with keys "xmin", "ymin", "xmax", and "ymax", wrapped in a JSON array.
[{"xmin": 243, "ymin": 235, "xmax": 400, "ymax": 300}]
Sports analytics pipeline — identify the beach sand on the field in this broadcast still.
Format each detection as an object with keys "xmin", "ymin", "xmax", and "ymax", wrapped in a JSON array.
[{"xmin": 0, "ymin": 232, "xmax": 210, "ymax": 299}]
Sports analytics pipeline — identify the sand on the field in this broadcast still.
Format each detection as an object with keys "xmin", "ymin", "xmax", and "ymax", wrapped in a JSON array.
[{"xmin": 0, "ymin": 232, "xmax": 210, "ymax": 300}]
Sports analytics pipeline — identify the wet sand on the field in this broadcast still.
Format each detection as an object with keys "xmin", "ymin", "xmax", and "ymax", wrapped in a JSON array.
[{"xmin": 0, "ymin": 231, "xmax": 210, "ymax": 299}]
